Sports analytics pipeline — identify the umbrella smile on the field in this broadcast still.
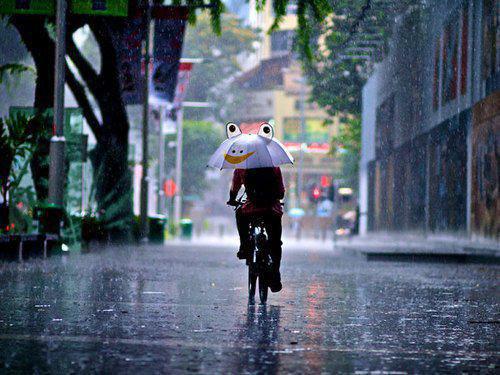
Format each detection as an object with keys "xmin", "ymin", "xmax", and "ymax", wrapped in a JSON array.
[{"xmin": 224, "ymin": 151, "xmax": 255, "ymax": 164}]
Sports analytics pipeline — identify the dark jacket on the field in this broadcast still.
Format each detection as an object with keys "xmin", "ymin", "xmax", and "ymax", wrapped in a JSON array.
[{"xmin": 229, "ymin": 167, "xmax": 285, "ymax": 216}]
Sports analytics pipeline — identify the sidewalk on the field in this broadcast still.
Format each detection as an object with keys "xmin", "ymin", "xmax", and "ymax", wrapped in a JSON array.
[
  {"xmin": 165, "ymin": 234, "xmax": 337, "ymax": 252},
  {"xmin": 334, "ymin": 233, "xmax": 500, "ymax": 259},
  {"xmin": 165, "ymin": 233, "xmax": 499, "ymax": 258}
]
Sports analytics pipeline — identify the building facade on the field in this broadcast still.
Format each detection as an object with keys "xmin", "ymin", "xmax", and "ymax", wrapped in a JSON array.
[{"xmin": 359, "ymin": 0, "xmax": 499, "ymax": 241}]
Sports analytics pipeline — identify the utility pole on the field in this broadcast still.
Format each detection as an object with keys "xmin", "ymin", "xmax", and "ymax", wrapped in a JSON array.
[
  {"xmin": 173, "ymin": 108, "xmax": 183, "ymax": 225},
  {"xmin": 48, "ymin": 0, "xmax": 67, "ymax": 215},
  {"xmin": 171, "ymin": 60, "xmax": 201, "ymax": 226},
  {"xmin": 157, "ymin": 106, "xmax": 165, "ymax": 214},
  {"xmin": 297, "ymin": 77, "xmax": 307, "ymax": 208},
  {"xmin": 139, "ymin": 0, "xmax": 153, "ymax": 240}
]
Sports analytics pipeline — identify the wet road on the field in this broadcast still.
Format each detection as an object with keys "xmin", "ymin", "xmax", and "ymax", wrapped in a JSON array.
[{"xmin": 0, "ymin": 242, "xmax": 498, "ymax": 373}]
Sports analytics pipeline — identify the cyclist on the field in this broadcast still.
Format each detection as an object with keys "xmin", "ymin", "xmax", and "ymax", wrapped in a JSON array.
[{"xmin": 227, "ymin": 167, "xmax": 285, "ymax": 293}]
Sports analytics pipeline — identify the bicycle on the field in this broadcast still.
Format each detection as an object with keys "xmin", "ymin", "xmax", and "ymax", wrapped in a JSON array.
[{"xmin": 229, "ymin": 199, "xmax": 273, "ymax": 305}]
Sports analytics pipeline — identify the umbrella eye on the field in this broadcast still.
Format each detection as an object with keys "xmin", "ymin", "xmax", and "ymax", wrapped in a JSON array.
[
  {"xmin": 226, "ymin": 122, "xmax": 242, "ymax": 138},
  {"xmin": 240, "ymin": 150, "xmax": 243, "ymax": 153},
  {"xmin": 232, "ymin": 150, "xmax": 236, "ymax": 153},
  {"xmin": 258, "ymin": 122, "xmax": 274, "ymax": 139}
]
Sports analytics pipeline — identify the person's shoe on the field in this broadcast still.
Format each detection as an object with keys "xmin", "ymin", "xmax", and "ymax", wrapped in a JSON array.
[{"xmin": 269, "ymin": 271, "xmax": 282, "ymax": 293}]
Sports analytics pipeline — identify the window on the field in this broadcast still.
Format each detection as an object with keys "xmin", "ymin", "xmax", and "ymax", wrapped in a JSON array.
[
  {"xmin": 283, "ymin": 118, "xmax": 329, "ymax": 143},
  {"xmin": 433, "ymin": 37, "xmax": 440, "ymax": 110},
  {"xmin": 294, "ymin": 100, "xmax": 318, "ymax": 111},
  {"xmin": 270, "ymin": 30, "xmax": 294, "ymax": 55},
  {"xmin": 375, "ymin": 95, "xmax": 395, "ymax": 157},
  {"xmin": 481, "ymin": 0, "xmax": 499, "ymax": 93},
  {"xmin": 442, "ymin": 18, "xmax": 459, "ymax": 103},
  {"xmin": 460, "ymin": 2, "xmax": 469, "ymax": 95},
  {"xmin": 434, "ymin": 5, "xmax": 472, "ymax": 110},
  {"xmin": 286, "ymin": 2, "xmax": 298, "ymax": 15}
]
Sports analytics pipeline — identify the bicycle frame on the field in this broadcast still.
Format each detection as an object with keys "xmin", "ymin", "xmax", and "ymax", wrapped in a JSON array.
[{"xmin": 247, "ymin": 216, "xmax": 272, "ymax": 305}]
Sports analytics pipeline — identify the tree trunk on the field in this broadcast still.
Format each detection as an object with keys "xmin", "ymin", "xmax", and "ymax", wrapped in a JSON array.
[
  {"xmin": 89, "ymin": 133, "xmax": 133, "ymax": 243},
  {"xmin": 12, "ymin": 17, "xmax": 54, "ymax": 202},
  {"xmin": 86, "ymin": 20, "xmax": 133, "ymax": 243},
  {"xmin": 13, "ymin": 17, "xmax": 134, "ymax": 242}
]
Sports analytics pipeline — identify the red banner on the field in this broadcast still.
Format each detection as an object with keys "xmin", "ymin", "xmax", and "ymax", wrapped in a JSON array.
[{"xmin": 172, "ymin": 62, "xmax": 193, "ymax": 108}]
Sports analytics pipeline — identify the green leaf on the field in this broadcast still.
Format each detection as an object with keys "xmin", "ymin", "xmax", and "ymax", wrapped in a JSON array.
[{"xmin": 0, "ymin": 63, "xmax": 35, "ymax": 85}]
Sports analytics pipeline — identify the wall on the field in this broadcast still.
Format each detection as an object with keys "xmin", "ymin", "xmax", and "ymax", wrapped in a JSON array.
[
  {"xmin": 359, "ymin": 72, "xmax": 377, "ymax": 234},
  {"xmin": 471, "ymin": 91, "xmax": 500, "ymax": 240},
  {"xmin": 360, "ymin": 0, "xmax": 499, "ymax": 238}
]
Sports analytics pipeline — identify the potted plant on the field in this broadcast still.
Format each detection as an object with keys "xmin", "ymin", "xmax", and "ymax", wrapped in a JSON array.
[{"xmin": 0, "ymin": 113, "xmax": 36, "ymax": 234}]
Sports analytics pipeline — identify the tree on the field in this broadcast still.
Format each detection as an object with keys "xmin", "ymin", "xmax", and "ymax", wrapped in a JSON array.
[
  {"xmin": 9, "ymin": 16, "xmax": 137, "ymax": 241},
  {"xmin": 7, "ymin": 0, "xmax": 333, "ymax": 240},
  {"xmin": 299, "ymin": 0, "xmax": 414, "ymax": 187},
  {"xmin": 302, "ymin": 0, "xmax": 420, "ymax": 114},
  {"xmin": 331, "ymin": 117, "xmax": 361, "ymax": 189},
  {"xmin": 0, "ymin": 63, "xmax": 35, "ymax": 86},
  {"xmin": 182, "ymin": 12, "xmax": 258, "ymax": 121},
  {"xmin": 165, "ymin": 120, "xmax": 222, "ymax": 201},
  {"xmin": 5, "ymin": 18, "xmax": 55, "ymax": 201},
  {"xmin": 0, "ymin": 113, "xmax": 48, "ymax": 232}
]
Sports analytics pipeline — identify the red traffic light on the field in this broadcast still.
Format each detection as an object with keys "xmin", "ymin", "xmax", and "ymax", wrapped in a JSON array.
[
  {"xmin": 312, "ymin": 187, "xmax": 321, "ymax": 200},
  {"xmin": 163, "ymin": 179, "xmax": 177, "ymax": 198},
  {"xmin": 320, "ymin": 175, "xmax": 331, "ymax": 188}
]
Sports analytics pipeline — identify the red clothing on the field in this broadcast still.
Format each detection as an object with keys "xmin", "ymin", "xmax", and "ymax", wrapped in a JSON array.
[{"xmin": 230, "ymin": 168, "xmax": 285, "ymax": 216}]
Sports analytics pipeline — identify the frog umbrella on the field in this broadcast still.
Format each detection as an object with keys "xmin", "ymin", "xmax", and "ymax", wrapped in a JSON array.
[{"xmin": 207, "ymin": 122, "xmax": 294, "ymax": 170}]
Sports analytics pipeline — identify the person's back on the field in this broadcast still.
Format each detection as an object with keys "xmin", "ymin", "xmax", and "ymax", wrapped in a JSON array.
[{"xmin": 244, "ymin": 168, "xmax": 284, "ymax": 203}]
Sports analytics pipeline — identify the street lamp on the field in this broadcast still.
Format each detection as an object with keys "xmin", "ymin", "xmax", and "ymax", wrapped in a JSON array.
[
  {"xmin": 171, "ymin": 58, "xmax": 204, "ymax": 227},
  {"xmin": 139, "ymin": 0, "xmax": 153, "ymax": 241}
]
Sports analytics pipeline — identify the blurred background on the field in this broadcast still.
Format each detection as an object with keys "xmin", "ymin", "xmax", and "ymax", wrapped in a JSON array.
[{"xmin": 0, "ymin": 0, "xmax": 498, "ymax": 251}]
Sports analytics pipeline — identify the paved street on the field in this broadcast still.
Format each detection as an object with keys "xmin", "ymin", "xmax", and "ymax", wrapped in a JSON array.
[{"xmin": 0, "ymin": 242, "xmax": 498, "ymax": 373}]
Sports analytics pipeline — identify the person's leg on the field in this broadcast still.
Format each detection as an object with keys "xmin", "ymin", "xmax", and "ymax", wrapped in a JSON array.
[
  {"xmin": 265, "ymin": 213, "xmax": 283, "ymax": 292},
  {"xmin": 266, "ymin": 215, "xmax": 282, "ymax": 268},
  {"xmin": 235, "ymin": 209, "xmax": 251, "ymax": 259}
]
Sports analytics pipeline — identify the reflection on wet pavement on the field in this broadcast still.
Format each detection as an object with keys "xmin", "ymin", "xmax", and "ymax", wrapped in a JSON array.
[{"xmin": 0, "ymin": 244, "xmax": 498, "ymax": 373}]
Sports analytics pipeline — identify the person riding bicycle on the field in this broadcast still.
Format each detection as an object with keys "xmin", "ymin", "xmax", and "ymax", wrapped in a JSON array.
[{"xmin": 227, "ymin": 167, "xmax": 285, "ymax": 293}]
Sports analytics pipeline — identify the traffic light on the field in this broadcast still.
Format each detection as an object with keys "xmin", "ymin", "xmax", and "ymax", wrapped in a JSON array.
[
  {"xmin": 312, "ymin": 186, "xmax": 321, "ymax": 200},
  {"xmin": 320, "ymin": 175, "xmax": 331, "ymax": 188},
  {"xmin": 309, "ymin": 185, "xmax": 321, "ymax": 202}
]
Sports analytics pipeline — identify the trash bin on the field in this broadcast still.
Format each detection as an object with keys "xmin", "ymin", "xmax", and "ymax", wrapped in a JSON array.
[
  {"xmin": 34, "ymin": 204, "xmax": 64, "ymax": 235},
  {"xmin": 149, "ymin": 214, "xmax": 167, "ymax": 244},
  {"xmin": 81, "ymin": 213, "xmax": 106, "ymax": 250},
  {"xmin": 179, "ymin": 218, "xmax": 193, "ymax": 240}
]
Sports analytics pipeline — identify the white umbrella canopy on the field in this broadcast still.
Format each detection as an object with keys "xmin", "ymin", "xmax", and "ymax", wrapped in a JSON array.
[{"xmin": 208, "ymin": 122, "xmax": 294, "ymax": 170}]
